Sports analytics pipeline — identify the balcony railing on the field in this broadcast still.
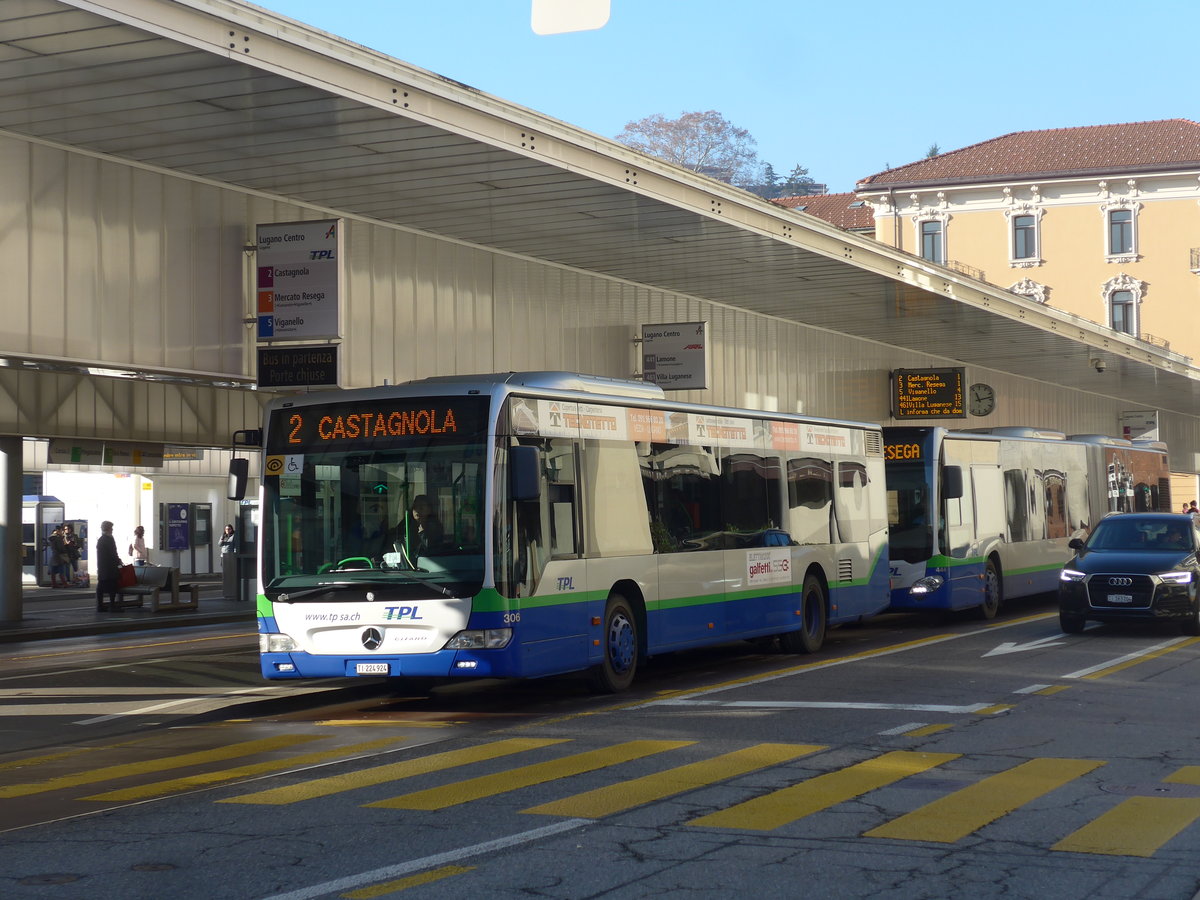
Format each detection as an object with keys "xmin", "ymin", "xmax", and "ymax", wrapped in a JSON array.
[
  {"xmin": 945, "ymin": 259, "xmax": 985, "ymax": 281},
  {"xmin": 1140, "ymin": 332, "xmax": 1170, "ymax": 351}
]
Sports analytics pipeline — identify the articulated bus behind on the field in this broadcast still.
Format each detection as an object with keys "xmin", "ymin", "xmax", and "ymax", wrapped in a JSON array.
[
  {"xmin": 884, "ymin": 427, "xmax": 1171, "ymax": 618},
  {"xmin": 245, "ymin": 371, "xmax": 892, "ymax": 692}
]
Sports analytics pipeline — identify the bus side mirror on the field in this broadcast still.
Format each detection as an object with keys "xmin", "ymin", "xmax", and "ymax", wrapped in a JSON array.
[
  {"xmin": 228, "ymin": 458, "xmax": 249, "ymax": 501},
  {"xmin": 942, "ymin": 466, "xmax": 964, "ymax": 500},
  {"xmin": 510, "ymin": 446, "xmax": 541, "ymax": 502}
]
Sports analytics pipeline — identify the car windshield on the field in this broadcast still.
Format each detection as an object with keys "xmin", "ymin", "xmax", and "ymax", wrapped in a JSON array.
[{"xmin": 1088, "ymin": 519, "xmax": 1195, "ymax": 552}]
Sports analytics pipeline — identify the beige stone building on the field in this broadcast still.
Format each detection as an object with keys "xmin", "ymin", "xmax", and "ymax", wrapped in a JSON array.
[{"xmin": 853, "ymin": 120, "xmax": 1200, "ymax": 362}]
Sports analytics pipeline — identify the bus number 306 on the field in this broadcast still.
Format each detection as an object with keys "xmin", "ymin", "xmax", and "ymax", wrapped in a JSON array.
[{"xmin": 502, "ymin": 612, "xmax": 522, "ymax": 624}]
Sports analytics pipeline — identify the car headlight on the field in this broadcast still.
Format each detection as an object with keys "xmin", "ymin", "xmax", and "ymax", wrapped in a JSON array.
[
  {"xmin": 1159, "ymin": 571, "xmax": 1194, "ymax": 585},
  {"xmin": 445, "ymin": 628, "xmax": 512, "ymax": 650},
  {"xmin": 260, "ymin": 633, "xmax": 299, "ymax": 653},
  {"xmin": 1060, "ymin": 568, "xmax": 1086, "ymax": 583},
  {"xmin": 909, "ymin": 575, "xmax": 944, "ymax": 595}
]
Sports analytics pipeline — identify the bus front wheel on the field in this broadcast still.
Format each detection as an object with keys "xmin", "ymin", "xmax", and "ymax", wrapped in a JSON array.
[
  {"xmin": 781, "ymin": 573, "xmax": 826, "ymax": 654},
  {"xmin": 590, "ymin": 594, "xmax": 638, "ymax": 693},
  {"xmin": 978, "ymin": 559, "xmax": 1002, "ymax": 620}
]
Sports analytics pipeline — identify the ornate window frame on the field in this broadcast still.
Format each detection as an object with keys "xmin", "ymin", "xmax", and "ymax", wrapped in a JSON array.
[
  {"xmin": 1101, "ymin": 273, "xmax": 1145, "ymax": 336},
  {"xmin": 1009, "ymin": 277, "xmax": 1048, "ymax": 304},
  {"xmin": 1101, "ymin": 198, "xmax": 1141, "ymax": 264},
  {"xmin": 1006, "ymin": 204, "xmax": 1044, "ymax": 268},
  {"xmin": 911, "ymin": 205, "xmax": 950, "ymax": 265}
]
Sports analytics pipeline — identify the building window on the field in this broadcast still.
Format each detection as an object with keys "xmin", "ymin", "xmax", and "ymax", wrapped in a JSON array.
[
  {"xmin": 1102, "ymin": 201, "xmax": 1140, "ymax": 262},
  {"xmin": 1109, "ymin": 210, "xmax": 1133, "ymax": 255},
  {"xmin": 1013, "ymin": 215, "xmax": 1037, "ymax": 259},
  {"xmin": 920, "ymin": 221, "xmax": 944, "ymax": 264},
  {"xmin": 1109, "ymin": 289, "xmax": 1135, "ymax": 334},
  {"xmin": 1101, "ymin": 274, "xmax": 1145, "ymax": 338}
]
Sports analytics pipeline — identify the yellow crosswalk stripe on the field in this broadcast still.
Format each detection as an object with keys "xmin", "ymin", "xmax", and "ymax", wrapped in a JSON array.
[
  {"xmin": 0, "ymin": 735, "xmax": 323, "ymax": 799},
  {"xmin": 522, "ymin": 743, "xmax": 824, "ymax": 819},
  {"xmin": 1053, "ymin": 796, "xmax": 1200, "ymax": 856},
  {"xmin": 866, "ymin": 757, "xmax": 1104, "ymax": 843},
  {"xmin": 81, "ymin": 737, "xmax": 405, "ymax": 802},
  {"xmin": 367, "ymin": 740, "xmax": 694, "ymax": 811},
  {"xmin": 221, "ymin": 738, "xmax": 566, "ymax": 806},
  {"xmin": 688, "ymin": 750, "xmax": 960, "ymax": 831}
]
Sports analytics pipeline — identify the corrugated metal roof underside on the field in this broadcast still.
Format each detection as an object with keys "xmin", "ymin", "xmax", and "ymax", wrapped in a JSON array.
[{"xmin": 3, "ymin": 0, "xmax": 1199, "ymax": 415}]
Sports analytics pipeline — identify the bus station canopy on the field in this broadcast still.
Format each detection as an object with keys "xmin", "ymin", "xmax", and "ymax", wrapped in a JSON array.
[{"xmin": 4, "ymin": 0, "xmax": 1200, "ymax": 418}]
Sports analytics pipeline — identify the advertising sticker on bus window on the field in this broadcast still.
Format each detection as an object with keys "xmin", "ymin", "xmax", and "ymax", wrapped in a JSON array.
[{"xmin": 746, "ymin": 548, "xmax": 791, "ymax": 586}]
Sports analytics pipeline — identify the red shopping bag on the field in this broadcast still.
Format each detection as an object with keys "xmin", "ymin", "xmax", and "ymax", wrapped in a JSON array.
[{"xmin": 117, "ymin": 564, "xmax": 137, "ymax": 589}]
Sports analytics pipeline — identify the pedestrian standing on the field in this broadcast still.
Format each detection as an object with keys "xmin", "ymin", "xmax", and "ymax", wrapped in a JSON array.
[
  {"xmin": 95, "ymin": 520, "xmax": 122, "ymax": 613},
  {"xmin": 128, "ymin": 525, "xmax": 148, "ymax": 566},
  {"xmin": 63, "ymin": 523, "xmax": 81, "ymax": 586},
  {"xmin": 47, "ymin": 525, "xmax": 68, "ymax": 589}
]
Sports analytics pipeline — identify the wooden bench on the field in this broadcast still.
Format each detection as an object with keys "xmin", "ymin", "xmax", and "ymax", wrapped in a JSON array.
[{"xmin": 117, "ymin": 566, "xmax": 199, "ymax": 612}]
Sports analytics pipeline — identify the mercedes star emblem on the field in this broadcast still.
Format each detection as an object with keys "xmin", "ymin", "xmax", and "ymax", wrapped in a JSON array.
[{"xmin": 361, "ymin": 627, "xmax": 383, "ymax": 651}]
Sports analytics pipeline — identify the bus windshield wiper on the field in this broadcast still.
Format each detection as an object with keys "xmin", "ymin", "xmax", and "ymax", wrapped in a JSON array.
[{"xmin": 274, "ymin": 583, "xmax": 359, "ymax": 602}]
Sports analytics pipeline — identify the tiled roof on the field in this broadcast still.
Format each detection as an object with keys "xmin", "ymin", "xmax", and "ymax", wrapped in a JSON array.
[
  {"xmin": 773, "ymin": 192, "xmax": 874, "ymax": 231},
  {"xmin": 855, "ymin": 119, "xmax": 1200, "ymax": 189}
]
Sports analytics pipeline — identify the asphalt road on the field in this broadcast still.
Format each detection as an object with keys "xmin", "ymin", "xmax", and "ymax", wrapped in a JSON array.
[{"xmin": 2, "ymin": 597, "xmax": 1200, "ymax": 899}]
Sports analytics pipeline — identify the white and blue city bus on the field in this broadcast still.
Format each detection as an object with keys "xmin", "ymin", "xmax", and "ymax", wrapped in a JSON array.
[
  {"xmin": 240, "ymin": 372, "xmax": 892, "ymax": 691},
  {"xmin": 884, "ymin": 426, "xmax": 1171, "ymax": 618}
]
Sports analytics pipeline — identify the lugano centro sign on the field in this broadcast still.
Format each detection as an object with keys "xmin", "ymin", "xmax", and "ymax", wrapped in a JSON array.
[{"xmin": 256, "ymin": 219, "xmax": 342, "ymax": 343}]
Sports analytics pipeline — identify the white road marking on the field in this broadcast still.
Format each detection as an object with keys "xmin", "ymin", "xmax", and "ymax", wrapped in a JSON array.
[
  {"xmin": 1061, "ymin": 636, "xmax": 1190, "ymax": 679},
  {"xmin": 261, "ymin": 818, "xmax": 592, "ymax": 900},
  {"xmin": 653, "ymin": 699, "xmax": 993, "ymax": 714}
]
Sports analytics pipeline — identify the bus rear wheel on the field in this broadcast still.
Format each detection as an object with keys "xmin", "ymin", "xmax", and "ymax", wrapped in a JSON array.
[
  {"xmin": 590, "ymin": 594, "xmax": 638, "ymax": 693},
  {"xmin": 781, "ymin": 574, "xmax": 826, "ymax": 654}
]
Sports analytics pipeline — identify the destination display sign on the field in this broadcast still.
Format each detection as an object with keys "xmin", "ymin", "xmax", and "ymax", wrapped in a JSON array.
[
  {"xmin": 891, "ymin": 368, "xmax": 966, "ymax": 419},
  {"xmin": 265, "ymin": 397, "xmax": 489, "ymax": 455}
]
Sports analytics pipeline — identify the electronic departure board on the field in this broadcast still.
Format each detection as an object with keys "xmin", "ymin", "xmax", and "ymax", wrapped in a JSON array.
[
  {"xmin": 265, "ymin": 396, "xmax": 490, "ymax": 454},
  {"xmin": 891, "ymin": 368, "xmax": 966, "ymax": 419}
]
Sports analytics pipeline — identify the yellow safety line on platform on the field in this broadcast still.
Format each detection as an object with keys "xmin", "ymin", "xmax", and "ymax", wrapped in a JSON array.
[
  {"xmin": 866, "ymin": 758, "xmax": 1104, "ymax": 843},
  {"xmin": 368, "ymin": 740, "xmax": 694, "ymax": 811},
  {"xmin": 521, "ymin": 742, "xmax": 824, "ymax": 819},
  {"xmin": 221, "ymin": 738, "xmax": 565, "ymax": 806},
  {"xmin": 5, "ymin": 632, "xmax": 256, "ymax": 662},
  {"xmin": 688, "ymin": 750, "xmax": 960, "ymax": 831},
  {"xmin": 0, "ymin": 734, "xmax": 322, "ymax": 798},
  {"xmin": 81, "ymin": 737, "xmax": 404, "ymax": 802}
]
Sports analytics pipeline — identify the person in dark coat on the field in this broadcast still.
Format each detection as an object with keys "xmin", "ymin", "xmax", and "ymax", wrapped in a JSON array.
[{"xmin": 95, "ymin": 520, "xmax": 123, "ymax": 612}]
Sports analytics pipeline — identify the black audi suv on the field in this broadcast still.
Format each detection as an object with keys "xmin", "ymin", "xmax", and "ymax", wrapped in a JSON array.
[{"xmin": 1059, "ymin": 512, "xmax": 1200, "ymax": 635}]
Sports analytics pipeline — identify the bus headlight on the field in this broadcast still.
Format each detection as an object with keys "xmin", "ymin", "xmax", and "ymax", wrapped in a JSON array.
[
  {"xmin": 445, "ymin": 628, "xmax": 512, "ymax": 650},
  {"xmin": 909, "ymin": 575, "xmax": 944, "ymax": 595},
  {"xmin": 260, "ymin": 633, "xmax": 299, "ymax": 653},
  {"xmin": 1059, "ymin": 569, "xmax": 1086, "ymax": 583}
]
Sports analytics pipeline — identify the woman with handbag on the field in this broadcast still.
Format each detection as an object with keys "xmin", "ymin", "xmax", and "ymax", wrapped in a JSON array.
[{"xmin": 95, "ymin": 520, "xmax": 123, "ymax": 612}]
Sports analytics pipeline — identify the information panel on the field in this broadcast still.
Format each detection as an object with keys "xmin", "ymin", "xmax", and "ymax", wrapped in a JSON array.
[{"xmin": 891, "ymin": 368, "xmax": 966, "ymax": 419}]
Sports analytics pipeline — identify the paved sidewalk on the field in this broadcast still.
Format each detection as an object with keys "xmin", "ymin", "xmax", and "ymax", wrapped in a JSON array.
[{"xmin": 0, "ymin": 578, "xmax": 256, "ymax": 643}]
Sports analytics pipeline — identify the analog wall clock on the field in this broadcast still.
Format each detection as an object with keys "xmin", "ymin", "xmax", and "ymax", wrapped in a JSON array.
[{"xmin": 969, "ymin": 382, "xmax": 995, "ymax": 417}]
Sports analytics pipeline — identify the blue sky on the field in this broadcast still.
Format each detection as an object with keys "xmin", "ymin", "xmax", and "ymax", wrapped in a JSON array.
[{"xmin": 251, "ymin": 0, "xmax": 1197, "ymax": 193}]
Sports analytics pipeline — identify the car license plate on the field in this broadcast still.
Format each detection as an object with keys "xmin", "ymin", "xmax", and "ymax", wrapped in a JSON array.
[
  {"xmin": 1107, "ymin": 594, "xmax": 1133, "ymax": 604},
  {"xmin": 356, "ymin": 663, "xmax": 390, "ymax": 675}
]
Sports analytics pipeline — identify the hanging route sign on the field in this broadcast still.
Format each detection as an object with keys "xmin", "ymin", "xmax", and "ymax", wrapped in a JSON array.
[{"xmin": 256, "ymin": 219, "xmax": 342, "ymax": 341}]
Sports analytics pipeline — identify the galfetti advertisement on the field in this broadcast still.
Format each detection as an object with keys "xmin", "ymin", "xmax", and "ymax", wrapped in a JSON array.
[{"xmin": 256, "ymin": 219, "xmax": 342, "ymax": 342}]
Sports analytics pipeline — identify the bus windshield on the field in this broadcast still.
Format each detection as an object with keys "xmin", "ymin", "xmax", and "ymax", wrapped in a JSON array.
[
  {"xmin": 261, "ymin": 398, "xmax": 488, "ymax": 598},
  {"xmin": 886, "ymin": 460, "xmax": 934, "ymax": 563}
]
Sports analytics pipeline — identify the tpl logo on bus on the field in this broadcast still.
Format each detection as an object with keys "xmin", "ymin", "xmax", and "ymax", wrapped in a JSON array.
[
  {"xmin": 309, "ymin": 249, "xmax": 335, "ymax": 260},
  {"xmin": 383, "ymin": 606, "xmax": 423, "ymax": 621}
]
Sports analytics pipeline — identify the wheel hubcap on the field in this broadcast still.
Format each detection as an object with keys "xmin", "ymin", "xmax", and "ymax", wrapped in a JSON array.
[{"xmin": 607, "ymin": 612, "xmax": 635, "ymax": 673}]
